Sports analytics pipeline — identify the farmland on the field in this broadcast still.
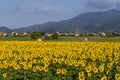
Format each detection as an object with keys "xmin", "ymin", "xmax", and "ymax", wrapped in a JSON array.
[
  {"xmin": 0, "ymin": 41, "xmax": 120, "ymax": 80},
  {"xmin": 1, "ymin": 36, "xmax": 120, "ymax": 42}
]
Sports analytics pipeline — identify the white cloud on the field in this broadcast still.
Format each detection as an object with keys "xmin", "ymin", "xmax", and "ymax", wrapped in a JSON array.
[
  {"xmin": 17, "ymin": 5, "xmax": 61, "ymax": 13},
  {"xmin": 12, "ymin": 0, "xmax": 62, "ymax": 15},
  {"xmin": 85, "ymin": 0, "xmax": 120, "ymax": 9}
]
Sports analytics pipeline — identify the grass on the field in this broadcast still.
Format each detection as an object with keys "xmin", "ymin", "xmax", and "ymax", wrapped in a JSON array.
[
  {"xmin": 0, "ymin": 36, "xmax": 120, "ymax": 42},
  {"xmin": 45, "ymin": 36, "xmax": 120, "ymax": 42},
  {"xmin": 0, "ymin": 37, "xmax": 32, "ymax": 41}
]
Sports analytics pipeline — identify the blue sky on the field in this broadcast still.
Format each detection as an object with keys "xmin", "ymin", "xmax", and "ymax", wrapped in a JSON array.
[{"xmin": 0, "ymin": 0, "xmax": 120, "ymax": 29}]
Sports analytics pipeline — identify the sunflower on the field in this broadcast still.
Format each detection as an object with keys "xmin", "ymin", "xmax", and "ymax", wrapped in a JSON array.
[
  {"xmin": 28, "ymin": 62, "xmax": 32, "ymax": 68},
  {"xmin": 116, "ymin": 66, "xmax": 120, "ymax": 72},
  {"xmin": 107, "ymin": 62, "xmax": 113, "ymax": 69},
  {"xmin": 108, "ymin": 57, "xmax": 113, "ymax": 62},
  {"xmin": 87, "ymin": 72, "xmax": 92, "ymax": 77},
  {"xmin": 80, "ymin": 60, "xmax": 86, "ymax": 67},
  {"xmin": 106, "ymin": 70, "xmax": 111, "ymax": 76},
  {"xmin": 38, "ymin": 66, "xmax": 43, "ymax": 71},
  {"xmin": 2, "ymin": 73, "xmax": 7, "ymax": 78},
  {"xmin": 23, "ymin": 65, "xmax": 28, "ymax": 70},
  {"xmin": 56, "ymin": 69, "xmax": 61, "ymax": 75},
  {"xmin": 85, "ymin": 66, "xmax": 91, "ymax": 73},
  {"xmin": 101, "ymin": 75, "xmax": 107, "ymax": 80},
  {"xmin": 74, "ymin": 62, "xmax": 79, "ymax": 67},
  {"xmin": 93, "ymin": 67, "xmax": 98, "ymax": 73},
  {"xmin": 32, "ymin": 59, "xmax": 37, "ymax": 64},
  {"xmin": 13, "ymin": 64, "xmax": 21, "ymax": 70},
  {"xmin": 52, "ymin": 58, "xmax": 57, "ymax": 64},
  {"xmin": 61, "ymin": 68, "xmax": 67, "ymax": 75},
  {"xmin": 98, "ymin": 64, "xmax": 105, "ymax": 73},
  {"xmin": 3, "ymin": 63, "xmax": 8, "ymax": 69},
  {"xmin": 101, "ymin": 57, "xmax": 106, "ymax": 62},
  {"xmin": 115, "ymin": 74, "xmax": 120, "ymax": 80},
  {"xmin": 44, "ymin": 62, "xmax": 49, "ymax": 66},
  {"xmin": 78, "ymin": 71, "xmax": 84, "ymax": 76},
  {"xmin": 32, "ymin": 66, "xmax": 37, "ymax": 72},
  {"xmin": 92, "ymin": 62, "xmax": 97, "ymax": 67},
  {"xmin": 78, "ymin": 75, "xmax": 85, "ymax": 80}
]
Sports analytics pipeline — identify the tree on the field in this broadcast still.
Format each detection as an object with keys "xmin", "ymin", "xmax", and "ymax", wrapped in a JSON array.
[
  {"xmin": 40, "ymin": 32, "xmax": 45, "ymax": 36},
  {"xmin": 13, "ymin": 32, "xmax": 17, "ymax": 37},
  {"xmin": 31, "ymin": 32, "xmax": 41, "ymax": 40},
  {"xmin": 52, "ymin": 33, "xmax": 59, "ymax": 39}
]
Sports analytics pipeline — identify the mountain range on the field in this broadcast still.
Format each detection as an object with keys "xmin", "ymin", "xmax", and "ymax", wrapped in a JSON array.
[{"xmin": 0, "ymin": 9, "xmax": 120, "ymax": 33}]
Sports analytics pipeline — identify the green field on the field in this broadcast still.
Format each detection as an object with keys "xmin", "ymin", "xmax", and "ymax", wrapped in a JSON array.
[
  {"xmin": 0, "ymin": 36, "xmax": 120, "ymax": 42},
  {"xmin": 58, "ymin": 36, "xmax": 120, "ymax": 42},
  {"xmin": 0, "ymin": 37, "xmax": 32, "ymax": 41},
  {"xmin": 43, "ymin": 36, "xmax": 120, "ymax": 42}
]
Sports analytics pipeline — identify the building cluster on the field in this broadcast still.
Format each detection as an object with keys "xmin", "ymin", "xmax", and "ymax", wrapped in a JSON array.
[
  {"xmin": 0, "ymin": 31, "xmax": 109, "ymax": 37},
  {"xmin": 52, "ymin": 32, "xmax": 107, "ymax": 37},
  {"xmin": 0, "ymin": 32, "xmax": 30, "ymax": 37}
]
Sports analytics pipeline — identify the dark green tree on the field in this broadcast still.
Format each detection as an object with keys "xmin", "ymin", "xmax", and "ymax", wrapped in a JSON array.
[
  {"xmin": 40, "ymin": 32, "xmax": 45, "ymax": 36},
  {"xmin": 31, "ymin": 32, "xmax": 41, "ymax": 40},
  {"xmin": 52, "ymin": 33, "xmax": 59, "ymax": 39},
  {"xmin": 13, "ymin": 33, "xmax": 17, "ymax": 37}
]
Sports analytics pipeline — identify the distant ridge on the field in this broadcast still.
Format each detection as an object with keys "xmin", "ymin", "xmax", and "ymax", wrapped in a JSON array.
[
  {"xmin": 13, "ymin": 22, "xmax": 55, "ymax": 32},
  {"xmin": 0, "ymin": 26, "xmax": 11, "ymax": 33},
  {"xmin": 1, "ymin": 9, "xmax": 120, "ymax": 33}
]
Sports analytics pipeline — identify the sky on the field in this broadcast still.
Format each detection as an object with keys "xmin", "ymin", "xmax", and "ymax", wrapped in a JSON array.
[{"xmin": 0, "ymin": 0, "xmax": 120, "ymax": 29}]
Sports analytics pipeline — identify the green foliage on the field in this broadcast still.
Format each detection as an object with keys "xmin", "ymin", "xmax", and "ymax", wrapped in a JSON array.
[
  {"xmin": 31, "ymin": 32, "xmax": 41, "ymax": 40},
  {"xmin": 13, "ymin": 33, "xmax": 17, "ymax": 37},
  {"xmin": 52, "ymin": 33, "xmax": 59, "ymax": 40},
  {"xmin": 106, "ymin": 32, "xmax": 120, "ymax": 37}
]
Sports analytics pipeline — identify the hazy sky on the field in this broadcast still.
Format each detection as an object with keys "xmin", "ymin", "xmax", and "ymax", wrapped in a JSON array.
[{"xmin": 0, "ymin": 0, "xmax": 120, "ymax": 29}]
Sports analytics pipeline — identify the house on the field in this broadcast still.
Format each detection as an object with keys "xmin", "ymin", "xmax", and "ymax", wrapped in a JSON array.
[
  {"xmin": 45, "ymin": 33, "xmax": 53, "ymax": 37},
  {"xmin": 74, "ymin": 33, "xmax": 80, "ymax": 37},
  {"xmin": 23, "ymin": 32, "xmax": 30, "ymax": 36},
  {"xmin": 0, "ymin": 32, "xmax": 8, "ymax": 36},
  {"xmin": 56, "ymin": 32, "xmax": 62, "ymax": 36},
  {"xmin": 99, "ymin": 32, "xmax": 106, "ymax": 37},
  {"xmin": 23, "ymin": 32, "xmax": 27, "ymax": 36},
  {"xmin": 11, "ymin": 32, "xmax": 18, "ymax": 36}
]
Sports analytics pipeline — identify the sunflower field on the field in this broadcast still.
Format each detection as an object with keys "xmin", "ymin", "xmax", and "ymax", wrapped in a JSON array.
[{"xmin": 0, "ymin": 41, "xmax": 120, "ymax": 80}]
